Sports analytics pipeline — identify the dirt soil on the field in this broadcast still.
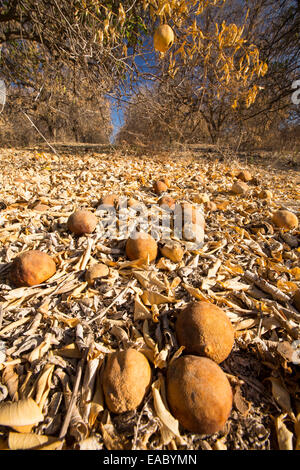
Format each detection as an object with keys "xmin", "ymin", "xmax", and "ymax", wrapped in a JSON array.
[{"xmin": 0, "ymin": 147, "xmax": 299, "ymax": 451}]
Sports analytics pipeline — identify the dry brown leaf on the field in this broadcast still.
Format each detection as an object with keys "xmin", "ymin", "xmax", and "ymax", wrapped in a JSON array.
[
  {"xmin": 34, "ymin": 363, "xmax": 55, "ymax": 410},
  {"xmin": 11, "ymin": 424, "xmax": 35, "ymax": 433},
  {"xmin": 138, "ymin": 344, "xmax": 156, "ymax": 364},
  {"xmin": 223, "ymin": 261, "xmax": 244, "ymax": 275},
  {"xmin": 24, "ymin": 334, "xmax": 53, "ymax": 363},
  {"xmin": 0, "ymin": 398, "xmax": 44, "ymax": 427},
  {"xmin": 82, "ymin": 357, "xmax": 102, "ymax": 422},
  {"xmin": 23, "ymin": 313, "xmax": 43, "ymax": 336},
  {"xmin": 134, "ymin": 294, "xmax": 152, "ymax": 321},
  {"xmin": 0, "ymin": 317, "xmax": 30, "ymax": 336},
  {"xmin": 275, "ymin": 414, "xmax": 294, "ymax": 450},
  {"xmin": 8, "ymin": 432, "xmax": 60, "ymax": 450},
  {"xmin": 276, "ymin": 279, "xmax": 298, "ymax": 294},
  {"xmin": 216, "ymin": 201, "xmax": 230, "ymax": 211},
  {"xmin": 142, "ymin": 320, "xmax": 157, "ymax": 351},
  {"xmin": 243, "ymin": 239, "xmax": 268, "ymax": 257},
  {"xmin": 277, "ymin": 341, "xmax": 298, "ymax": 363},
  {"xmin": 133, "ymin": 270, "xmax": 166, "ymax": 291},
  {"xmin": 235, "ymin": 318, "xmax": 258, "ymax": 331},
  {"xmin": 2, "ymin": 364, "xmax": 19, "ymax": 401},
  {"xmin": 289, "ymin": 267, "xmax": 300, "ymax": 281},
  {"xmin": 214, "ymin": 438, "xmax": 227, "ymax": 450},
  {"xmin": 100, "ymin": 422, "xmax": 124, "ymax": 450},
  {"xmin": 151, "ymin": 304, "xmax": 160, "ymax": 323},
  {"xmin": 266, "ymin": 377, "xmax": 294, "ymax": 417},
  {"xmin": 141, "ymin": 290, "xmax": 176, "ymax": 306},
  {"xmin": 152, "ymin": 376, "xmax": 185, "ymax": 446},
  {"xmin": 182, "ymin": 283, "xmax": 208, "ymax": 301},
  {"xmin": 75, "ymin": 238, "xmax": 94, "ymax": 271},
  {"xmin": 207, "ymin": 259, "xmax": 222, "ymax": 278},
  {"xmin": 110, "ymin": 325, "xmax": 129, "ymax": 343},
  {"xmin": 220, "ymin": 277, "xmax": 250, "ymax": 291},
  {"xmin": 156, "ymin": 257, "xmax": 177, "ymax": 271},
  {"xmin": 88, "ymin": 368, "xmax": 105, "ymax": 428},
  {"xmin": 34, "ymin": 440, "xmax": 65, "ymax": 450},
  {"xmin": 19, "ymin": 370, "xmax": 33, "ymax": 400},
  {"xmin": 50, "ymin": 313, "xmax": 80, "ymax": 328},
  {"xmin": 56, "ymin": 368, "xmax": 88, "ymax": 442},
  {"xmin": 168, "ymin": 346, "xmax": 185, "ymax": 367},
  {"xmin": 233, "ymin": 385, "xmax": 252, "ymax": 416},
  {"xmin": 67, "ymin": 282, "xmax": 88, "ymax": 300},
  {"xmin": 170, "ymin": 276, "xmax": 181, "ymax": 291},
  {"xmin": 78, "ymin": 436, "xmax": 102, "ymax": 450},
  {"xmin": 153, "ymin": 347, "xmax": 169, "ymax": 369},
  {"xmin": 54, "ymin": 343, "xmax": 82, "ymax": 358}
]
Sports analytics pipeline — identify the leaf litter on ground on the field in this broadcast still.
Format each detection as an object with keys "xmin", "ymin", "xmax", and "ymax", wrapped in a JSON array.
[{"xmin": 0, "ymin": 147, "xmax": 299, "ymax": 450}]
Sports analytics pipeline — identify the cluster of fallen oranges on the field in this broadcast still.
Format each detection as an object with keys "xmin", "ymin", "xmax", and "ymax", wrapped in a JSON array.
[
  {"xmin": 101, "ymin": 298, "xmax": 234, "ymax": 435},
  {"xmin": 6, "ymin": 171, "xmax": 299, "ymax": 436}
]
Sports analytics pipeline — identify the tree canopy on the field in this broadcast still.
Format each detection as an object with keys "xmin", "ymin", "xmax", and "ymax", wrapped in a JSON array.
[{"xmin": 0, "ymin": 0, "xmax": 298, "ymax": 148}]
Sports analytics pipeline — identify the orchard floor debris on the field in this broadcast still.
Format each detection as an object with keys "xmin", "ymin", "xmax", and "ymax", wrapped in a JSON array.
[{"xmin": 0, "ymin": 147, "xmax": 299, "ymax": 450}]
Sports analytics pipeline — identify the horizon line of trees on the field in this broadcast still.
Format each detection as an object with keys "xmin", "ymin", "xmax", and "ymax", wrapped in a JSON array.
[{"xmin": 0, "ymin": 0, "xmax": 298, "ymax": 151}]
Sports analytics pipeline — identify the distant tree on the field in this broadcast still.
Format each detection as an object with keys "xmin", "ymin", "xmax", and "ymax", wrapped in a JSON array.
[
  {"xmin": 0, "ymin": 70, "xmax": 112, "ymax": 146},
  {"xmin": 0, "ymin": 1, "xmax": 150, "ymax": 93},
  {"xmin": 0, "ymin": 1, "xmax": 273, "ymax": 146},
  {"xmin": 117, "ymin": 0, "xmax": 299, "ymax": 149}
]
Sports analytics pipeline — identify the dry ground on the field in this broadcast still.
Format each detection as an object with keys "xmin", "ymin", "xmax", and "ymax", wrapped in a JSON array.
[{"xmin": 0, "ymin": 147, "xmax": 299, "ymax": 451}]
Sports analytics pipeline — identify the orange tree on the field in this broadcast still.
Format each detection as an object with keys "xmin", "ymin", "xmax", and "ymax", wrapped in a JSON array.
[
  {"xmin": 0, "ymin": 1, "xmax": 268, "ymax": 133},
  {"xmin": 72, "ymin": 1, "xmax": 268, "ymax": 109}
]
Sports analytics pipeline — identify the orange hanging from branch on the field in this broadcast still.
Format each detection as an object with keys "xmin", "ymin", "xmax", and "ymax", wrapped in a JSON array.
[{"xmin": 153, "ymin": 24, "xmax": 174, "ymax": 53}]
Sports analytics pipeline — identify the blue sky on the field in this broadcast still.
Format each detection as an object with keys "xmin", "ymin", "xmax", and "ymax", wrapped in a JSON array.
[
  {"xmin": 108, "ymin": 40, "xmax": 157, "ymax": 143},
  {"xmin": 110, "ymin": 103, "xmax": 125, "ymax": 142}
]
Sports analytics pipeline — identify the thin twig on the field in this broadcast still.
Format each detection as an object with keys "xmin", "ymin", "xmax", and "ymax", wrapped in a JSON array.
[
  {"xmin": 244, "ymin": 270, "xmax": 290, "ymax": 303},
  {"xmin": 22, "ymin": 111, "xmax": 60, "ymax": 157},
  {"xmin": 58, "ymin": 346, "xmax": 89, "ymax": 440},
  {"xmin": 0, "ymin": 305, "xmax": 4, "ymax": 330},
  {"xmin": 132, "ymin": 393, "xmax": 152, "ymax": 450},
  {"xmin": 87, "ymin": 279, "xmax": 137, "ymax": 325},
  {"xmin": 257, "ymin": 303, "xmax": 263, "ymax": 338}
]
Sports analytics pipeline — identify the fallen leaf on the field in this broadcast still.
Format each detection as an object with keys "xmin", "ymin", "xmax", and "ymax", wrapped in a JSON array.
[
  {"xmin": 8, "ymin": 432, "xmax": 60, "ymax": 450},
  {"xmin": 0, "ymin": 398, "xmax": 44, "ymax": 427},
  {"xmin": 134, "ymin": 294, "xmax": 152, "ymax": 321},
  {"xmin": 152, "ymin": 376, "xmax": 185, "ymax": 446},
  {"xmin": 275, "ymin": 414, "xmax": 294, "ymax": 450},
  {"xmin": 54, "ymin": 343, "xmax": 82, "ymax": 358},
  {"xmin": 266, "ymin": 377, "xmax": 294, "ymax": 417},
  {"xmin": 141, "ymin": 290, "xmax": 176, "ymax": 306},
  {"xmin": 182, "ymin": 283, "xmax": 208, "ymax": 301},
  {"xmin": 233, "ymin": 385, "xmax": 251, "ymax": 416}
]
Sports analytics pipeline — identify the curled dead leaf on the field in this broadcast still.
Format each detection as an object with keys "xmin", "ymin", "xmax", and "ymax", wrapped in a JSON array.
[
  {"xmin": 141, "ymin": 290, "xmax": 176, "ymax": 306},
  {"xmin": 265, "ymin": 377, "xmax": 294, "ymax": 418},
  {"xmin": 54, "ymin": 343, "xmax": 82, "ymax": 358},
  {"xmin": 134, "ymin": 294, "xmax": 152, "ymax": 321},
  {"xmin": 8, "ymin": 432, "xmax": 62, "ymax": 450},
  {"xmin": 233, "ymin": 385, "xmax": 251, "ymax": 417},
  {"xmin": 152, "ymin": 376, "xmax": 185, "ymax": 446},
  {"xmin": 275, "ymin": 414, "xmax": 294, "ymax": 450},
  {"xmin": 0, "ymin": 398, "xmax": 44, "ymax": 427},
  {"xmin": 2, "ymin": 364, "xmax": 19, "ymax": 401},
  {"xmin": 182, "ymin": 283, "xmax": 208, "ymax": 301}
]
